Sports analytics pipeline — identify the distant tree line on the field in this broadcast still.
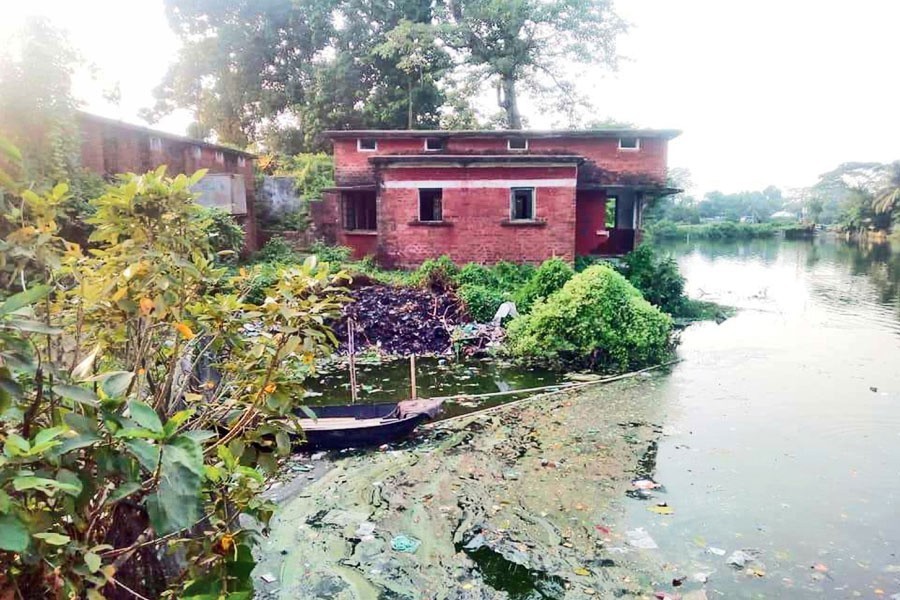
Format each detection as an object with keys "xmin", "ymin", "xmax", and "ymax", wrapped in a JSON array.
[{"xmin": 801, "ymin": 161, "xmax": 900, "ymax": 234}]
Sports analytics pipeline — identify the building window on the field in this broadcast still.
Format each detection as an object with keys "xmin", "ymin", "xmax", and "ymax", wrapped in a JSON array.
[
  {"xmin": 618, "ymin": 137, "xmax": 640, "ymax": 151},
  {"xmin": 357, "ymin": 138, "xmax": 378, "ymax": 152},
  {"xmin": 215, "ymin": 151, "xmax": 225, "ymax": 164},
  {"xmin": 149, "ymin": 137, "xmax": 162, "ymax": 152},
  {"xmin": 191, "ymin": 146, "xmax": 202, "ymax": 159},
  {"xmin": 342, "ymin": 192, "xmax": 377, "ymax": 230},
  {"xmin": 507, "ymin": 138, "xmax": 528, "ymax": 151},
  {"xmin": 418, "ymin": 189, "xmax": 443, "ymax": 222},
  {"xmin": 510, "ymin": 187, "xmax": 535, "ymax": 220},
  {"xmin": 424, "ymin": 138, "xmax": 444, "ymax": 152}
]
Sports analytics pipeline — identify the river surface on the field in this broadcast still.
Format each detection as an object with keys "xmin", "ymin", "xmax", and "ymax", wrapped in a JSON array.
[
  {"xmin": 301, "ymin": 235, "xmax": 900, "ymax": 598},
  {"xmin": 628, "ymin": 236, "xmax": 900, "ymax": 599}
]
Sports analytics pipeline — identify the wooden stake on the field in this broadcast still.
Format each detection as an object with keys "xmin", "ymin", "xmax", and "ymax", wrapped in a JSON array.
[
  {"xmin": 409, "ymin": 355, "xmax": 417, "ymax": 400},
  {"xmin": 348, "ymin": 319, "xmax": 358, "ymax": 404}
]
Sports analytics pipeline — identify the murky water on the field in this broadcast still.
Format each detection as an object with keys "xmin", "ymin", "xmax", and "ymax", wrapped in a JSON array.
[
  {"xmin": 307, "ymin": 357, "xmax": 567, "ymax": 419},
  {"xmin": 625, "ymin": 236, "xmax": 900, "ymax": 598},
  {"xmin": 300, "ymin": 235, "xmax": 900, "ymax": 598}
]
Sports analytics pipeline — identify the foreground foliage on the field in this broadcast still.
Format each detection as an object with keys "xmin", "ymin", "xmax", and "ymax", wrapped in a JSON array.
[
  {"xmin": 0, "ymin": 162, "xmax": 347, "ymax": 598},
  {"xmin": 507, "ymin": 265, "xmax": 673, "ymax": 369}
]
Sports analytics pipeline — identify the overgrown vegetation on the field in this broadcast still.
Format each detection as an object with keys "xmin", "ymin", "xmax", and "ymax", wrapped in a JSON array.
[
  {"xmin": 648, "ymin": 220, "xmax": 780, "ymax": 240},
  {"xmin": 0, "ymin": 154, "xmax": 347, "ymax": 597},
  {"xmin": 507, "ymin": 265, "xmax": 673, "ymax": 369}
]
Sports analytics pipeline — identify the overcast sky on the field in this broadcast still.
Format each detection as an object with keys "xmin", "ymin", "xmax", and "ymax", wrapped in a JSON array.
[{"xmin": 1, "ymin": 0, "xmax": 898, "ymax": 196}]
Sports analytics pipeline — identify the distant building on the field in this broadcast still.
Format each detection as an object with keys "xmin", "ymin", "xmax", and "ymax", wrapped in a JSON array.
[
  {"xmin": 312, "ymin": 128, "xmax": 681, "ymax": 267},
  {"xmin": 76, "ymin": 112, "xmax": 258, "ymax": 251}
]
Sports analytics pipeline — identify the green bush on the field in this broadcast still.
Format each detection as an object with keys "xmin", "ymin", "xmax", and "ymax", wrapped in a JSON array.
[
  {"xmin": 507, "ymin": 265, "xmax": 673, "ymax": 369},
  {"xmin": 458, "ymin": 283, "xmax": 506, "ymax": 322},
  {"xmin": 514, "ymin": 257, "xmax": 574, "ymax": 312},
  {"xmin": 254, "ymin": 235, "xmax": 297, "ymax": 263},
  {"xmin": 493, "ymin": 260, "xmax": 535, "ymax": 287},
  {"xmin": 413, "ymin": 255, "xmax": 460, "ymax": 291},
  {"xmin": 615, "ymin": 245, "xmax": 686, "ymax": 315},
  {"xmin": 456, "ymin": 263, "xmax": 500, "ymax": 288},
  {"xmin": 310, "ymin": 240, "xmax": 352, "ymax": 264},
  {"xmin": 202, "ymin": 207, "xmax": 245, "ymax": 262}
]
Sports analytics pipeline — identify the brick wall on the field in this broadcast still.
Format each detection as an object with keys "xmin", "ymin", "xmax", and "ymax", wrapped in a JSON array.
[
  {"xmin": 332, "ymin": 134, "xmax": 668, "ymax": 191},
  {"xmin": 77, "ymin": 116, "xmax": 259, "ymax": 251},
  {"xmin": 370, "ymin": 165, "xmax": 577, "ymax": 267}
]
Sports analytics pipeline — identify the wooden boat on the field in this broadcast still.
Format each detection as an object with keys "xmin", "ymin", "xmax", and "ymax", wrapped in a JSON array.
[{"xmin": 291, "ymin": 398, "xmax": 443, "ymax": 450}]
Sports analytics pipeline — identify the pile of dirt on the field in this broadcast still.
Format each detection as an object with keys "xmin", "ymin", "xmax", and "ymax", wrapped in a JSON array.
[{"xmin": 334, "ymin": 284, "xmax": 468, "ymax": 355}]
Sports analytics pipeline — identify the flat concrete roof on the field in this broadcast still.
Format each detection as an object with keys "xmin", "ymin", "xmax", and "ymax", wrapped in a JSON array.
[{"xmin": 326, "ymin": 128, "xmax": 681, "ymax": 141}]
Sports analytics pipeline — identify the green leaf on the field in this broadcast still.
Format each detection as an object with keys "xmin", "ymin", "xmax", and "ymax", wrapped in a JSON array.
[
  {"xmin": 275, "ymin": 431, "xmax": 291, "ymax": 456},
  {"xmin": 0, "ymin": 284, "xmax": 51, "ymax": 315},
  {"xmin": 56, "ymin": 433, "xmax": 101, "ymax": 454},
  {"xmin": 0, "ymin": 490, "xmax": 10, "ymax": 513},
  {"xmin": 127, "ymin": 400, "xmax": 162, "ymax": 433},
  {"xmin": 102, "ymin": 371, "xmax": 134, "ymax": 398},
  {"xmin": 13, "ymin": 476, "xmax": 80, "ymax": 495},
  {"xmin": 3, "ymin": 433, "xmax": 30, "ymax": 457},
  {"xmin": 53, "ymin": 384, "xmax": 99, "ymax": 407},
  {"xmin": 85, "ymin": 551, "xmax": 102, "ymax": 573},
  {"xmin": 146, "ymin": 436, "xmax": 203, "ymax": 535},
  {"xmin": 56, "ymin": 469, "xmax": 84, "ymax": 498},
  {"xmin": 297, "ymin": 405, "xmax": 318, "ymax": 422},
  {"xmin": 163, "ymin": 409, "xmax": 194, "ymax": 437},
  {"xmin": 0, "ymin": 514, "xmax": 29, "ymax": 552},
  {"xmin": 63, "ymin": 412, "xmax": 98, "ymax": 435},
  {"xmin": 107, "ymin": 481, "xmax": 142, "ymax": 503},
  {"xmin": 33, "ymin": 532, "xmax": 71, "ymax": 545},
  {"xmin": 2, "ymin": 319, "xmax": 62, "ymax": 334},
  {"xmin": 124, "ymin": 439, "xmax": 160, "ymax": 472}
]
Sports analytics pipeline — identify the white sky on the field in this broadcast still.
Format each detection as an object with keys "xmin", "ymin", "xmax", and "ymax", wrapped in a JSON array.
[{"xmin": 1, "ymin": 0, "xmax": 898, "ymax": 195}]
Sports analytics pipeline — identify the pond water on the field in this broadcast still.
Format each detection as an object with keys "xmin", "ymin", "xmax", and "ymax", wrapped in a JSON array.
[
  {"xmin": 307, "ymin": 357, "xmax": 568, "ymax": 420},
  {"xmin": 626, "ymin": 236, "xmax": 900, "ymax": 598},
  {"xmin": 303, "ymin": 235, "xmax": 900, "ymax": 598}
]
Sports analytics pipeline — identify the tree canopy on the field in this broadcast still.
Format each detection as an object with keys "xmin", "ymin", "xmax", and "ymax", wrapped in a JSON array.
[{"xmin": 151, "ymin": 0, "xmax": 626, "ymax": 151}]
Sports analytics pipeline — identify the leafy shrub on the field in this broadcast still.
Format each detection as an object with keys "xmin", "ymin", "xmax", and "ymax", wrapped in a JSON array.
[
  {"xmin": 202, "ymin": 206, "xmax": 245, "ymax": 262},
  {"xmin": 458, "ymin": 283, "xmax": 506, "ymax": 322},
  {"xmin": 456, "ymin": 263, "xmax": 500, "ymax": 288},
  {"xmin": 647, "ymin": 219, "xmax": 680, "ymax": 240},
  {"xmin": 514, "ymin": 257, "xmax": 574, "ymax": 312},
  {"xmin": 507, "ymin": 265, "xmax": 673, "ymax": 369},
  {"xmin": 0, "ymin": 164, "xmax": 348, "ymax": 597},
  {"xmin": 615, "ymin": 245, "xmax": 686, "ymax": 315},
  {"xmin": 493, "ymin": 260, "xmax": 535, "ymax": 287},
  {"xmin": 310, "ymin": 240, "xmax": 352, "ymax": 264},
  {"xmin": 255, "ymin": 235, "xmax": 298, "ymax": 263},
  {"xmin": 413, "ymin": 255, "xmax": 459, "ymax": 292}
]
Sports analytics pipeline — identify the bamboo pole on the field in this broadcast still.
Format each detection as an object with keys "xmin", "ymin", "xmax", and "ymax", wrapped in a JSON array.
[
  {"xmin": 409, "ymin": 355, "xmax": 418, "ymax": 400},
  {"xmin": 426, "ymin": 359, "xmax": 681, "ymax": 427},
  {"xmin": 347, "ymin": 319, "xmax": 358, "ymax": 404}
]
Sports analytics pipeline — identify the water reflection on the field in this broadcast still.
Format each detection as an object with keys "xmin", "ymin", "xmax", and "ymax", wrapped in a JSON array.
[{"xmin": 625, "ymin": 236, "xmax": 900, "ymax": 599}]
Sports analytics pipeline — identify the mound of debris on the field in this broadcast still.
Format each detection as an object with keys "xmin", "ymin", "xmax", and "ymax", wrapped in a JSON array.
[{"xmin": 334, "ymin": 284, "xmax": 467, "ymax": 355}]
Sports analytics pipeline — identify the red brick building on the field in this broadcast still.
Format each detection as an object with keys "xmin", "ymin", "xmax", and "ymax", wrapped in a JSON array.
[
  {"xmin": 314, "ymin": 129, "xmax": 680, "ymax": 267},
  {"xmin": 77, "ymin": 112, "xmax": 258, "ymax": 250}
]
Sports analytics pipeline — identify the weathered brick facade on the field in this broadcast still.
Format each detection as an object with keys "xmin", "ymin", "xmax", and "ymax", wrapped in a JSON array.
[
  {"xmin": 317, "ymin": 129, "xmax": 679, "ymax": 266},
  {"xmin": 77, "ymin": 112, "xmax": 259, "ymax": 251}
]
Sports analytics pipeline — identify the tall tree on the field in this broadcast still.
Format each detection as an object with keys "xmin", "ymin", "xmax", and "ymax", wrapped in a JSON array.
[
  {"xmin": 442, "ymin": 0, "xmax": 626, "ymax": 129},
  {"xmin": 873, "ymin": 161, "xmax": 900, "ymax": 216},
  {"xmin": 153, "ymin": 0, "xmax": 448, "ymax": 150}
]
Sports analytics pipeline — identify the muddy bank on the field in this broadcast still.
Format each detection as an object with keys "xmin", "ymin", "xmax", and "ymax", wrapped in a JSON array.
[{"xmin": 254, "ymin": 375, "xmax": 689, "ymax": 599}]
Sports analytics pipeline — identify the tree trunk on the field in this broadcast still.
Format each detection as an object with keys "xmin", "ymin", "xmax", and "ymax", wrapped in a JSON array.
[
  {"xmin": 408, "ymin": 76, "xmax": 414, "ymax": 129},
  {"xmin": 499, "ymin": 74, "xmax": 522, "ymax": 129}
]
